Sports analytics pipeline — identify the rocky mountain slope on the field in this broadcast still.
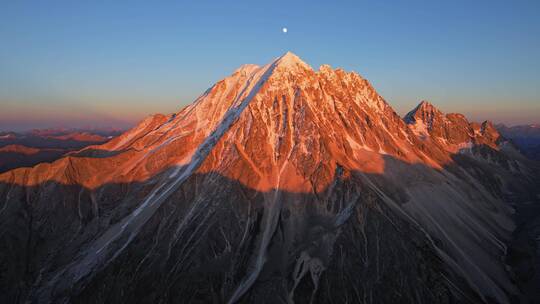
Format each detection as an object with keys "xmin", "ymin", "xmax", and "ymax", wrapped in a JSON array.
[{"xmin": 0, "ymin": 52, "xmax": 538, "ymax": 303}]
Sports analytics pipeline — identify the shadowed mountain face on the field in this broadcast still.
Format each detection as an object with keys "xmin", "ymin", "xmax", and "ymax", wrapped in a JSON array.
[
  {"xmin": 0, "ymin": 129, "xmax": 122, "ymax": 173},
  {"xmin": 0, "ymin": 52, "xmax": 539, "ymax": 304},
  {"xmin": 496, "ymin": 124, "xmax": 540, "ymax": 160}
]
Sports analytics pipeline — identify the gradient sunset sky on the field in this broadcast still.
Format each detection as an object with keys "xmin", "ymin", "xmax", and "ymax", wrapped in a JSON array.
[{"xmin": 1, "ymin": 1, "xmax": 539, "ymax": 131}]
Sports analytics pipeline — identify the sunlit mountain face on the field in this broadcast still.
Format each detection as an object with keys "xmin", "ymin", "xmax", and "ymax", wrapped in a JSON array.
[{"xmin": 0, "ymin": 53, "xmax": 538, "ymax": 304}]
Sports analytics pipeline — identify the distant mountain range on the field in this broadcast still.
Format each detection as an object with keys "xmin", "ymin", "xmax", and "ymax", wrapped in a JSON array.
[
  {"xmin": 496, "ymin": 124, "xmax": 540, "ymax": 160},
  {"xmin": 0, "ymin": 128, "xmax": 123, "ymax": 173}
]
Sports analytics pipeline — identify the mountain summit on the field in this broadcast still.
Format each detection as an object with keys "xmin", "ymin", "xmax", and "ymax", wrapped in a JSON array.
[
  {"xmin": 274, "ymin": 51, "xmax": 311, "ymax": 70},
  {"xmin": 404, "ymin": 100, "xmax": 444, "ymax": 126},
  {"xmin": 0, "ymin": 53, "xmax": 538, "ymax": 304},
  {"xmin": 405, "ymin": 100, "xmax": 502, "ymax": 151}
]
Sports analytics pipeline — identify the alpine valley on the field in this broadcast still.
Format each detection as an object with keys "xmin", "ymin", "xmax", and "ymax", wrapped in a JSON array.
[{"xmin": 1, "ymin": 52, "xmax": 539, "ymax": 304}]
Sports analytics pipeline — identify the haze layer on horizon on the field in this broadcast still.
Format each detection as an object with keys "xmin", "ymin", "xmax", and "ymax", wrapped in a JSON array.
[{"xmin": 1, "ymin": 0, "xmax": 539, "ymax": 131}]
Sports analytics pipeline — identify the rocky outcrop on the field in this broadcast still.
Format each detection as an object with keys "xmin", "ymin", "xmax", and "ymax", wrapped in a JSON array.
[{"xmin": 405, "ymin": 100, "xmax": 503, "ymax": 151}]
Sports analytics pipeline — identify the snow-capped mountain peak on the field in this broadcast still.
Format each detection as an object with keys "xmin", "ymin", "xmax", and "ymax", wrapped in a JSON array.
[
  {"xmin": 403, "ymin": 100, "xmax": 505, "ymax": 153},
  {"xmin": 273, "ymin": 51, "xmax": 312, "ymax": 71},
  {"xmin": 404, "ymin": 100, "xmax": 445, "ymax": 126},
  {"xmin": 0, "ymin": 53, "xmax": 535, "ymax": 304}
]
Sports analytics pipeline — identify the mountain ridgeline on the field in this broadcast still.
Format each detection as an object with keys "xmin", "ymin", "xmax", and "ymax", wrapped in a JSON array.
[
  {"xmin": 0, "ymin": 128, "xmax": 122, "ymax": 173},
  {"xmin": 0, "ymin": 52, "xmax": 538, "ymax": 304}
]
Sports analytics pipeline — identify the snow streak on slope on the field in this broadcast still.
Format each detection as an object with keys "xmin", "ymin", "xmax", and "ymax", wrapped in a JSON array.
[{"xmin": 31, "ymin": 55, "xmax": 282, "ymax": 303}]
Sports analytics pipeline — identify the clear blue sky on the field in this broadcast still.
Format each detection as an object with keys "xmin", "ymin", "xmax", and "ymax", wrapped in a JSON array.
[{"xmin": 1, "ymin": 0, "xmax": 539, "ymax": 131}]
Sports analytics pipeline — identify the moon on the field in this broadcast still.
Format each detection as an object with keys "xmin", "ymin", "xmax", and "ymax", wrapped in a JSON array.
[{"xmin": 282, "ymin": 27, "xmax": 288, "ymax": 33}]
